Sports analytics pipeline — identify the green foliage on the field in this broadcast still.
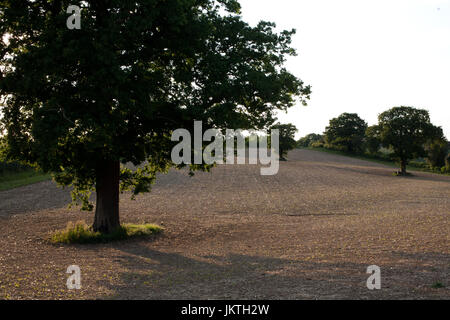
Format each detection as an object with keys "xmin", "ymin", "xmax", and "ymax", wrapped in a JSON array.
[
  {"xmin": 0, "ymin": 169, "xmax": 50, "ymax": 191},
  {"xmin": 424, "ymin": 127, "xmax": 448, "ymax": 169},
  {"xmin": 310, "ymin": 140, "xmax": 325, "ymax": 148},
  {"xmin": 0, "ymin": 152, "xmax": 50, "ymax": 190},
  {"xmin": 365, "ymin": 125, "xmax": 381, "ymax": 155},
  {"xmin": 378, "ymin": 106, "xmax": 438, "ymax": 174},
  {"xmin": 297, "ymin": 133, "xmax": 323, "ymax": 148},
  {"xmin": 324, "ymin": 113, "xmax": 367, "ymax": 154},
  {"xmin": 408, "ymin": 159, "xmax": 429, "ymax": 169},
  {"xmin": 0, "ymin": 1, "xmax": 310, "ymax": 211},
  {"xmin": 426, "ymin": 139, "xmax": 448, "ymax": 169},
  {"xmin": 444, "ymin": 154, "xmax": 450, "ymax": 173},
  {"xmin": 431, "ymin": 282, "xmax": 445, "ymax": 289},
  {"xmin": 50, "ymin": 221, "xmax": 163, "ymax": 244},
  {"xmin": 270, "ymin": 122, "xmax": 298, "ymax": 160}
]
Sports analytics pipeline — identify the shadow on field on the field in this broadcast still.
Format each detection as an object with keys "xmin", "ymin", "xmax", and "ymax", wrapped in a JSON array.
[{"xmin": 87, "ymin": 244, "xmax": 448, "ymax": 300}]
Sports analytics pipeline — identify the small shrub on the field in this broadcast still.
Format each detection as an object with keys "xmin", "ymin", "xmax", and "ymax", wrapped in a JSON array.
[
  {"xmin": 50, "ymin": 221, "xmax": 163, "ymax": 244},
  {"xmin": 324, "ymin": 142, "xmax": 346, "ymax": 152},
  {"xmin": 310, "ymin": 141, "xmax": 324, "ymax": 148},
  {"xmin": 431, "ymin": 282, "xmax": 445, "ymax": 289}
]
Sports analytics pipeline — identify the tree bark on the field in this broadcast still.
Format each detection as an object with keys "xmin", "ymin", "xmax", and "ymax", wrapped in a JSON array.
[
  {"xmin": 400, "ymin": 159, "xmax": 407, "ymax": 175},
  {"xmin": 93, "ymin": 160, "xmax": 120, "ymax": 233}
]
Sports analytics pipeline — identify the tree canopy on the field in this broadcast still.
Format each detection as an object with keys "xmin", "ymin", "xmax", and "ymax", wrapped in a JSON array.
[
  {"xmin": 424, "ymin": 126, "xmax": 448, "ymax": 169},
  {"xmin": 378, "ymin": 106, "xmax": 438, "ymax": 175},
  {"xmin": 324, "ymin": 113, "xmax": 367, "ymax": 153},
  {"xmin": 297, "ymin": 133, "xmax": 323, "ymax": 148},
  {"xmin": 0, "ymin": 0, "xmax": 310, "ymax": 232},
  {"xmin": 270, "ymin": 122, "xmax": 297, "ymax": 160},
  {"xmin": 365, "ymin": 125, "xmax": 381, "ymax": 155}
]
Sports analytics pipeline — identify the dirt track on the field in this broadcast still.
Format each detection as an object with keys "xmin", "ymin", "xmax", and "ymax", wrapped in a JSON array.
[{"xmin": 0, "ymin": 149, "xmax": 449, "ymax": 299}]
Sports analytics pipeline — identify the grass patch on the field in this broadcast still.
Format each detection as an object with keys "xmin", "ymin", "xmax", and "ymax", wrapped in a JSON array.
[
  {"xmin": 50, "ymin": 221, "xmax": 163, "ymax": 244},
  {"xmin": 431, "ymin": 282, "xmax": 445, "ymax": 289},
  {"xmin": 0, "ymin": 169, "xmax": 51, "ymax": 191}
]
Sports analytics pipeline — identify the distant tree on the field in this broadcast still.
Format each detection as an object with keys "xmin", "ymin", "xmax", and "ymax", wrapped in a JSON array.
[
  {"xmin": 378, "ymin": 106, "xmax": 436, "ymax": 175},
  {"xmin": 424, "ymin": 126, "xmax": 448, "ymax": 169},
  {"xmin": 270, "ymin": 123, "xmax": 298, "ymax": 160},
  {"xmin": 324, "ymin": 113, "xmax": 367, "ymax": 153},
  {"xmin": 365, "ymin": 125, "xmax": 381, "ymax": 155},
  {"xmin": 0, "ymin": 0, "xmax": 310, "ymax": 233},
  {"xmin": 298, "ymin": 133, "xmax": 323, "ymax": 148}
]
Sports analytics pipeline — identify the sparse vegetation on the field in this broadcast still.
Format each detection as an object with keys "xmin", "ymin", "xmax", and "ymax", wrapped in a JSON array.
[{"xmin": 50, "ymin": 221, "xmax": 163, "ymax": 244}]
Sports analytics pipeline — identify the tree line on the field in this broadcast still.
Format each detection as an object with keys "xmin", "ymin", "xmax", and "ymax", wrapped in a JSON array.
[{"xmin": 298, "ymin": 106, "xmax": 450, "ymax": 175}]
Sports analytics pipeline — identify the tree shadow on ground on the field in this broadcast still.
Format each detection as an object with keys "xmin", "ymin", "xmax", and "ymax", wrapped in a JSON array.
[{"xmin": 83, "ymin": 243, "xmax": 449, "ymax": 300}]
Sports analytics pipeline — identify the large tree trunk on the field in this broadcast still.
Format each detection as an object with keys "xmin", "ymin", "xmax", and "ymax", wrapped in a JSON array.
[
  {"xmin": 93, "ymin": 160, "xmax": 120, "ymax": 233},
  {"xmin": 400, "ymin": 159, "xmax": 407, "ymax": 175}
]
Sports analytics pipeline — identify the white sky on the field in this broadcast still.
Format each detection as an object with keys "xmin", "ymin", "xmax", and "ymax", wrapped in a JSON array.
[{"xmin": 239, "ymin": 0, "xmax": 450, "ymax": 139}]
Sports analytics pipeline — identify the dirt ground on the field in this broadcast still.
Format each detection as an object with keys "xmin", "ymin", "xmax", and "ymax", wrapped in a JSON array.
[{"xmin": 0, "ymin": 149, "xmax": 449, "ymax": 299}]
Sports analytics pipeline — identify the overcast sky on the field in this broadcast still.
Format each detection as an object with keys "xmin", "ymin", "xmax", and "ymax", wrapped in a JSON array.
[{"xmin": 239, "ymin": 0, "xmax": 450, "ymax": 139}]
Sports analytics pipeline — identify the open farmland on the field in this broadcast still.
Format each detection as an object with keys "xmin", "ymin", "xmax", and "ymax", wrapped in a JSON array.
[{"xmin": 0, "ymin": 149, "xmax": 448, "ymax": 299}]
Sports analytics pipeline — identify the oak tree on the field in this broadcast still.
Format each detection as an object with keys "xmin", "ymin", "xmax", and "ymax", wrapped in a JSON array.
[
  {"xmin": 324, "ymin": 113, "xmax": 367, "ymax": 153},
  {"xmin": 378, "ymin": 106, "xmax": 436, "ymax": 175},
  {"xmin": 0, "ymin": 0, "xmax": 310, "ymax": 233}
]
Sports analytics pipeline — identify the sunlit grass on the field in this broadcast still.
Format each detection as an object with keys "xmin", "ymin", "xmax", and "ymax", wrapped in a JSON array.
[
  {"xmin": 50, "ymin": 221, "xmax": 163, "ymax": 244},
  {"xmin": 0, "ymin": 169, "xmax": 51, "ymax": 191}
]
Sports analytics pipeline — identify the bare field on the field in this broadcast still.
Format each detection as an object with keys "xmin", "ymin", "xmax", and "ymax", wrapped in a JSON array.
[{"xmin": 0, "ymin": 149, "xmax": 449, "ymax": 299}]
